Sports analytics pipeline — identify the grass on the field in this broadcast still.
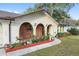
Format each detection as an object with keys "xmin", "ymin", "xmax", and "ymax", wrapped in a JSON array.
[{"xmin": 23, "ymin": 35, "xmax": 79, "ymax": 56}]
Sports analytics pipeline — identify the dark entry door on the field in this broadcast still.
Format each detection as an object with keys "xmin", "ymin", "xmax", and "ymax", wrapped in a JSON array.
[
  {"xmin": 36, "ymin": 24, "xmax": 44, "ymax": 38},
  {"xmin": 20, "ymin": 23, "xmax": 33, "ymax": 39}
]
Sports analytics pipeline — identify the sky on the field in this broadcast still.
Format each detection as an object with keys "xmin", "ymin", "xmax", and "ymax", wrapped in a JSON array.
[
  {"xmin": 69, "ymin": 4, "xmax": 79, "ymax": 20},
  {"xmin": 0, "ymin": 3, "xmax": 35, "ymax": 13},
  {"xmin": 0, "ymin": 3, "xmax": 79, "ymax": 20}
]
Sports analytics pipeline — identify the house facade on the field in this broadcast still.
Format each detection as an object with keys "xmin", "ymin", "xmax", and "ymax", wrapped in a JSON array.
[{"xmin": 0, "ymin": 9, "xmax": 58, "ymax": 47}]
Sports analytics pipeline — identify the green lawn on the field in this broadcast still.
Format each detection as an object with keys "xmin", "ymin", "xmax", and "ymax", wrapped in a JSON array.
[{"xmin": 24, "ymin": 35, "xmax": 79, "ymax": 56}]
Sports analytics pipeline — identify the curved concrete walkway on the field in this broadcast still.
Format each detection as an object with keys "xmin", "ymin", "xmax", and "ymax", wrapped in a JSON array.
[
  {"xmin": 0, "ymin": 48, "xmax": 6, "ymax": 56},
  {"xmin": 6, "ymin": 38, "xmax": 61, "ymax": 56},
  {"xmin": 0, "ymin": 38, "xmax": 61, "ymax": 56}
]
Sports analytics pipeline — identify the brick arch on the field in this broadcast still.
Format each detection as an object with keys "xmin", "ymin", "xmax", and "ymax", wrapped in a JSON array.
[
  {"xmin": 19, "ymin": 22, "xmax": 33, "ymax": 39},
  {"xmin": 36, "ymin": 24, "xmax": 44, "ymax": 38}
]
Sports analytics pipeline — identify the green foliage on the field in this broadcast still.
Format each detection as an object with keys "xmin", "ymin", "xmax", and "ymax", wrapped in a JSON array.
[
  {"xmin": 31, "ymin": 36, "xmax": 49, "ymax": 43},
  {"xmin": 23, "ymin": 3, "xmax": 75, "ymax": 22},
  {"xmin": 16, "ymin": 37, "xmax": 25, "ymax": 41},
  {"xmin": 67, "ymin": 28, "xmax": 79, "ymax": 35},
  {"xmin": 11, "ymin": 43, "xmax": 23, "ymax": 48},
  {"xmin": 57, "ymin": 33, "xmax": 64, "ymax": 37},
  {"xmin": 63, "ymin": 33, "xmax": 71, "ymax": 36},
  {"xmin": 23, "ymin": 8, "xmax": 35, "ymax": 14},
  {"xmin": 42, "ymin": 35, "xmax": 49, "ymax": 40},
  {"xmin": 31, "ymin": 37, "xmax": 39, "ymax": 43},
  {"xmin": 52, "ymin": 10, "xmax": 70, "ymax": 22},
  {"xmin": 57, "ymin": 32, "xmax": 71, "ymax": 37}
]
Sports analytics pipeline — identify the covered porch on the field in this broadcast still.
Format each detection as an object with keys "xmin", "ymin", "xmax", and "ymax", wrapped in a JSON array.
[{"xmin": 18, "ymin": 22, "xmax": 54, "ymax": 43}]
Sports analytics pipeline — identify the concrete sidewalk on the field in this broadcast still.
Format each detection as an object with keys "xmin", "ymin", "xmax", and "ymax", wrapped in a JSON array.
[
  {"xmin": 0, "ymin": 48, "xmax": 6, "ymax": 56},
  {"xmin": 0, "ymin": 38, "xmax": 61, "ymax": 56},
  {"xmin": 6, "ymin": 38, "xmax": 61, "ymax": 56}
]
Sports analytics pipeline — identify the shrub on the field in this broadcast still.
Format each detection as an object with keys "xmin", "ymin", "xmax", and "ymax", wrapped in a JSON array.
[
  {"xmin": 31, "ymin": 37, "xmax": 39, "ymax": 43},
  {"xmin": 57, "ymin": 32, "xmax": 71, "ymax": 37},
  {"xmin": 67, "ymin": 28, "xmax": 79, "ymax": 35},
  {"xmin": 31, "ymin": 35, "xmax": 50, "ymax": 43},
  {"xmin": 37, "ymin": 36, "xmax": 49, "ymax": 42},
  {"xmin": 43, "ymin": 35, "xmax": 49, "ymax": 40},
  {"xmin": 11, "ymin": 43, "xmax": 23, "ymax": 48},
  {"xmin": 63, "ymin": 32, "xmax": 71, "ymax": 36},
  {"xmin": 57, "ymin": 33, "xmax": 64, "ymax": 37},
  {"xmin": 16, "ymin": 37, "xmax": 24, "ymax": 41}
]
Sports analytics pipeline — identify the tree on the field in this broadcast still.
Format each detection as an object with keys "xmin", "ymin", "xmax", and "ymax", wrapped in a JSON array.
[
  {"xmin": 34, "ymin": 3, "xmax": 75, "ymax": 21},
  {"xmin": 52, "ymin": 10, "xmax": 70, "ymax": 22},
  {"xmin": 23, "ymin": 8, "xmax": 35, "ymax": 14},
  {"xmin": 34, "ymin": 3, "xmax": 74, "ymax": 15},
  {"xmin": 23, "ymin": 3, "xmax": 75, "ymax": 22}
]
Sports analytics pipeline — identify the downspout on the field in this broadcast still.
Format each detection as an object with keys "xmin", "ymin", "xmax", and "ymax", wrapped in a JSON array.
[
  {"xmin": 8, "ymin": 18, "xmax": 15, "ymax": 47},
  {"xmin": 9, "ymin": 19, "xmax": 11, "ymax": 45}
]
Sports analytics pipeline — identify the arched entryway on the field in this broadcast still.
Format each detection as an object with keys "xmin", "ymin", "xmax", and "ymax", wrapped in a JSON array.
[
  {"xmin": 36, "ymin": 24, "xmax": 44, "ymax": 38},
  {"xmin": 19, "ymin": 22, "xmax": 33, "ymax": 39},
  {"xmin": 0, "ymin": 23, "xmax": 3, "ymax": 46},
  {"xmin": 47, "ymin": 25, "xmax": 52, "ymax": 35}
]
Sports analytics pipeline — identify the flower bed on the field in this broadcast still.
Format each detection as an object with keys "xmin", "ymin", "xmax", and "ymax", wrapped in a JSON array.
[{"xmin": 5, "ymin": 39, "xmax": 54, "ymax": 52}]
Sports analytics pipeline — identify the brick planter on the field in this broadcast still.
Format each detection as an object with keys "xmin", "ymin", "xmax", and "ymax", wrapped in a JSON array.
[{"xmin": 5, "ymin": 39, "xmax": 54, "ymax": 52}]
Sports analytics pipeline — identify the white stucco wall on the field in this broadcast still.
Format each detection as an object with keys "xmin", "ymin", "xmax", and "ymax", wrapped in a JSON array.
[
  {"xmin": 0, "ymin": 20, "xmax": 9, "ymax": 46},
  {"xmin": 11, "ymin": 11, "xmax": 58, "ymax": 43},
  {"xmin": 0, "ymin": 11, "xmax": 58, "ymax": 45},
  {"xmin": 0, "ymin": 23, "xmax": 3, "ymax": 46}
]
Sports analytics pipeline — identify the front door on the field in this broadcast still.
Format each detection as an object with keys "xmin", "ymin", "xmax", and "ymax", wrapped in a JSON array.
[
  {"xmin": 20, "ymin": 23, "xmax": 33, "ymax": 39},
  {"xmin": 36, "ymin": 24, "xmax": 44, "ymax": 38}
]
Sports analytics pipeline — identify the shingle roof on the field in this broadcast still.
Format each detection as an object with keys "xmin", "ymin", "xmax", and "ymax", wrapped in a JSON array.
[
  {"xmin": 0, "ymin": 10, "xmax": 20, "ymax": 19},
  {"xmin": 14, "ymin": 9, "xmax": 45, "ymax": 18},
  {"xmin": 0, "ymin": 9, "xmax": 44, "ymax": 20}
]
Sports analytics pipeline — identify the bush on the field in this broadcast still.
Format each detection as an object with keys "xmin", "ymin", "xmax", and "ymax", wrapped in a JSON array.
[
  {"xmin": 42, "ymin": 35, "xmax": 49, "ymax": 40},
  {"xmin": 38, "ymin": 36, "xmax": 49, "ymax": 42},
  {"xmin": 31, "ymin": 35, "xmax": 50, "ymax": 43},
  {"xmin": 57, "ymin": 32, "xmax": 71, "ymax": 37},
  {"xmin": 67, "ymin": 28, "xmax": 79, "ymax": 35},
  {"xmin": 31, "ymin": 37, "xmax": 39, "ymax": 43},
  {"xmin": 63, "ymin": 33, "xmax": 71, "ymax": 36},
  {"xmin": 57, "ymin": 33, "xmax": 64, "ymax": 37},
  {"xmin": 11, "ymin": 43, "xmax": 23, "ymax": 48}
]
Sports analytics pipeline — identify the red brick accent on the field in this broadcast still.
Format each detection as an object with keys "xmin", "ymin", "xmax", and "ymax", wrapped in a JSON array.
[{"xmin": 5, "ymin": 40, "xmax": 54, "ymax": 52}]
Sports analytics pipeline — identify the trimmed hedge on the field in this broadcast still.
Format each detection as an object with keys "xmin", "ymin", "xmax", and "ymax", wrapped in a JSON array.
[
  {"xmin": 57, "ymin": 32, "xmax": 71, "ymax": 37},
  {"xmin": 67, "ymin": 28, "xmax": 79, "ymax": 35}
]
